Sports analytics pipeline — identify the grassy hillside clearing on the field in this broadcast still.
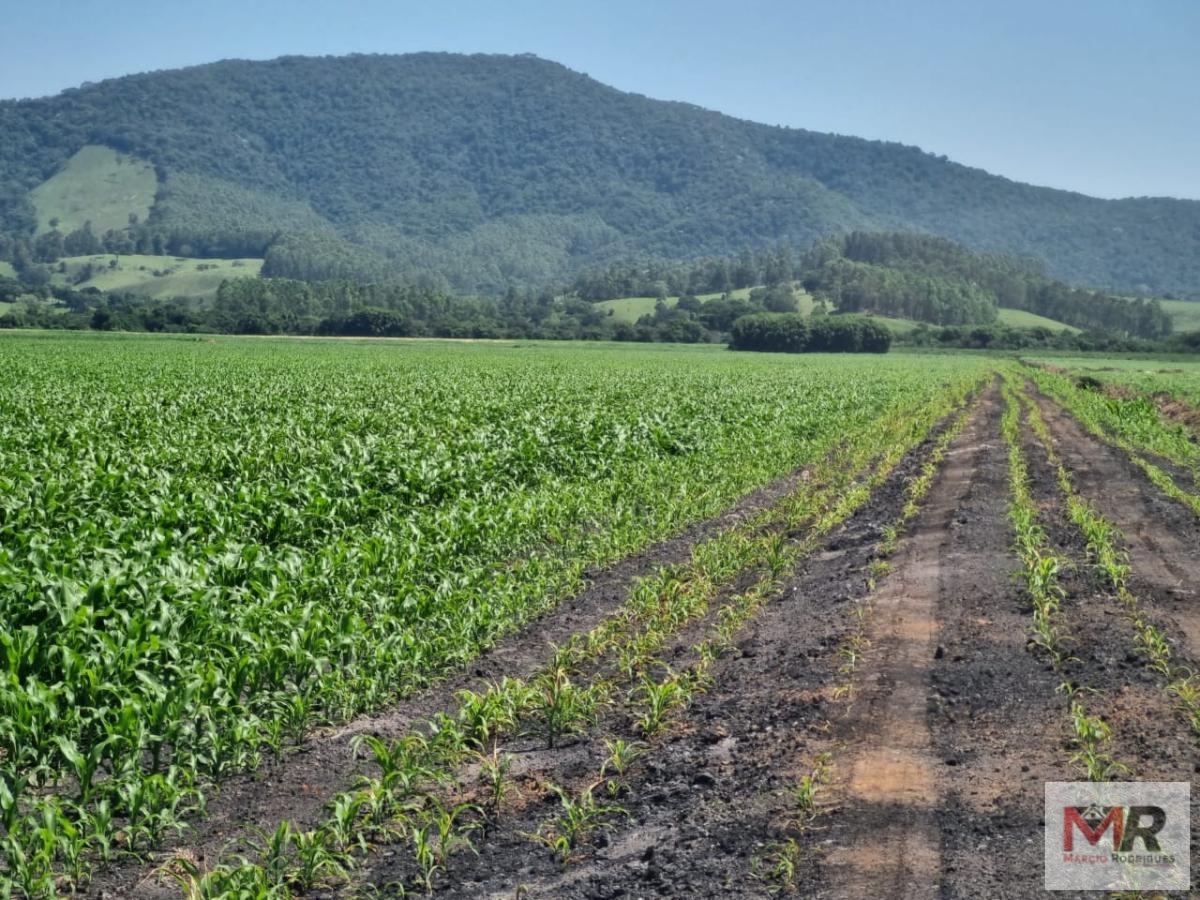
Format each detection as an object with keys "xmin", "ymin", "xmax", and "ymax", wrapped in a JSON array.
[
  {"xmin": 873, "ymin": 309, "xmax": 1078, "ymax": 335},
  {"xmin": 595, "ymin": 288, "xmax": 1079, "ymax": 336},
  {"xmin": 1158, "ymin": 299, "xmax": 1200, "ymax": 333},
  {"xmin": 995, "ymin": 307, "xmax": 1080, "ymax": 332},
  {"xmin": 52, "ymin": 254, "xmax": 263, "ymax": 299},
  {"xmin": 595, "ymin": 287, "xmax": 814, "ymax": 323},
  {"xmin": 30, "ymin": 145, "xmax": 157, "ymax": 236}
]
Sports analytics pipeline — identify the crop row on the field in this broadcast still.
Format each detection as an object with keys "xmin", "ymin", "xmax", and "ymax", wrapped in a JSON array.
[
  {"xmin": 1018, "ymin": 386, "xmax": 1200, "ymax": 740},
  {"xmin": 1028, "ymin": 357, "xmax": 1200, "ymax": 415},
  {"xmin": 999, "ymin": 378, "xmax": 1125, "ymax": 782}
]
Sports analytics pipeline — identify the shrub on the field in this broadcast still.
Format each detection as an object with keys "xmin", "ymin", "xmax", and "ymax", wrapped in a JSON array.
[{"xmin": 729, "ymin": 313, "xmax": 890, "ymax": 354}]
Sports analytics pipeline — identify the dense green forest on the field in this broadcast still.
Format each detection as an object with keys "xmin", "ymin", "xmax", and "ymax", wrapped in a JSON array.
[
  {"xmin": 2, "ymin": 54, "xmax": 1199, "ymax": 295},
  {"xmin": 801, "ymin": 233, "xmax": 1174, "ymax": 338},
  {"xmin": 730, "ymin": 313, "xmax": 891, "ymax": 353},
  {"xmin": 569, "ymin": 247, "xmax": 799, "ymax": 300}
]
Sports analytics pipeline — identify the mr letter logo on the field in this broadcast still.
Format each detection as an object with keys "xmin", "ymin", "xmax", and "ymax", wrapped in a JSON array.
[
  {"xmin": 1045, "ymin": 782, "xmax": 1189, "ymax": 891},
  {"xmin": 1063, "ymin": 805, "xmax": 1165, "ymax": 853}
]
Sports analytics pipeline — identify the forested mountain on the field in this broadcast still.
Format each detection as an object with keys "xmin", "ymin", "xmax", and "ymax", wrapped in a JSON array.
[{"xmin": 2, "ymin": 53, "xmax": 1199, "ymax": 295}]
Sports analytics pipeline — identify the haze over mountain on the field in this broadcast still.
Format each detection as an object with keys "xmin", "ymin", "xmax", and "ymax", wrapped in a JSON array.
[{"xmin": 2, "ymin": 52, "xmax": 1198, "ymax": 295}]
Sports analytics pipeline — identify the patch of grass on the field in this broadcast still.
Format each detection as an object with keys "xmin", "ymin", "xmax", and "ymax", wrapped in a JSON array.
[
  {"xmin": 51, "ymin": 254, "xmax": 263, "ymax": 299},
  {"xmin": 876, "ymin": 308, "xmax": 1078, "ymax": 336},
  {"xmin": 593, "ymin": 296, "xmax": 662, "ymax": 322},
  {"xmin": 1158, "ymin": 299, "xmax": 1200, "ymax": 333},
  {"xmin": 996, "ymin": 307, "xmax": 1079, "ymax": 332},
  {"xmin": 30, "ymin": 145, "xmax": 157, "ymax": 236},
  {"xmin": 594, "ymin": 286, "xmax": 812, "ymax": 323},
  {"xmin": 0, "ymin": 297, "xmax": 69, "ymax": 320}
]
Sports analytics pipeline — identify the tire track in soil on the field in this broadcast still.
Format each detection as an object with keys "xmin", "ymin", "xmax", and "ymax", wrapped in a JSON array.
[
  {"xmin": 383, "ymin": 398, "xmax": 986, "ymax": 899},
  {"xmin": 1030, "ymin": 389, "xmax": 1200, "ymax": 658},
  {"xmin": 815, "ymin": 392, "xmax": 996, "ymax": 899},
  {"xmin": 88, "ymin": 462, "xmax": 824, "ymax": 899},
  {"xmin": 927, "ymin": 392, "xmax": 1075, "ymax": 898}
]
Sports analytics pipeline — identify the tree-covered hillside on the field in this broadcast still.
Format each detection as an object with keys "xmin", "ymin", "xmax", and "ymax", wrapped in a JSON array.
[
  {"xmin": 2, "ymin": 53, "xmax": 1199, "ymax": 294},
  {"xmin": 802, "ymin": 232, "xmax": 1174, "ymax": 337}
]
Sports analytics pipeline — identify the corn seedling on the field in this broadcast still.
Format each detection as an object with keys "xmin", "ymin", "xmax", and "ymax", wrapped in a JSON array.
[{"xmin": 528, "ymin": 781, "xmax": 627, "ymax": 865}]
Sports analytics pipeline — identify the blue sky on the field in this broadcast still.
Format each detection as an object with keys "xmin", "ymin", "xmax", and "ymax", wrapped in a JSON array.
[{"xmin": 2, "ymin": 0, "xmax": 1197, "ymax": 199}]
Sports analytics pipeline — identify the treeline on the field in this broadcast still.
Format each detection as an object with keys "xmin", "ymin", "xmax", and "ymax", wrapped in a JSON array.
[
  {"xmin": 894, "ymin": 322, "xmax": 1197, "ymax": 353},
  {"xmin": 0, "ymin": 224, "xmax": 398, "ymax": 287},
  {"xmin": 0, "ymin": 274, "xmax": 819, "ymax": 346},
  {"xmin": 0, "ymin": 276, "xmax": 718, "ymax": 342},
  {"xmin": 802, "ymin": 232, "xmax": 1173, "ymax": 338},
  {"xmin": 570, "ymin": 247, "xmax": 797, "ymax": 300},
  {"xmin": 4, "ymin": 274, "xmax": 1199, "ymax": 357},
  {"xmin": 804, "ymin": 257, "xmax": 998, "ymax": 325},
  {"xmin": 0, "ymin": 223, "xmax": 276, "ymax": 284},
  {"xmin": 212, "ymin": 278, "xmax": 814, "ymax": 342},
  {"xmin": 730, "ymin": 313, "xmax": 891, "ymax": 353}
]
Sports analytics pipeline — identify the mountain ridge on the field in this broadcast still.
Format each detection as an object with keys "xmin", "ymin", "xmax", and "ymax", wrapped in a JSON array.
[
  {"xmin": 12, "ymin": 53, "xmax": 1191, "ymax": 203},
  {"xmin": 1, "ymin": 52, "xmax": 1198, "ymax": 295}
]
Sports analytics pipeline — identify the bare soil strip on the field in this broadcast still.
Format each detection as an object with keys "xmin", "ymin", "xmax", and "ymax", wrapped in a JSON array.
[
  {"xmin": 925, "ymin": 393, "xmax": 1072, "ymax": 899},
  {"xmin": 816, "ymin": 393, "xmax": 995, "ymax": 898},
  {"xmin": 815, "ymin": 386, "xmax": 1200, "ymax": 900},
  {"xmin": 88, "ymin": 461, "xmax": 825, "ymax": 898}
]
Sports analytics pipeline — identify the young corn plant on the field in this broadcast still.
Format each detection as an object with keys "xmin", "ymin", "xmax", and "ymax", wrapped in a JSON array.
[
  {"xmin": 409, "ymin": 822, "xmax": 441, "ymax": 894},
  {"xmin": 1068, "ymin": 701, "xmax": 1126, "ymax": 783},
  {"xmin": 752, "ymin": 838, "xmax": 801, "ymax": 894},
  {"xmin": 529, "ymin": 668, "xmax": 604, "ymax": 749},
  {"xmin": 478, "ymin": 747, "xmax": 515, "ymax": 821},
  {"xmin": 352, "ymin": 733, "xmax": 441, "ymax": 811},
  {"xmin": 290, "ymin": 826, "xmax": 349, "ymax": 891},
  {"xmin": 527, "ymin": 781, "xmax": 626, "ymax": 865},
  {"xmin": 600, "ymin": 738, "xmax": 644, "ymax": 780},
  {"xmin": 600, "ymin": 738, "xmax": 645, "ymax": 796},
  {"xmin": 633, "ymin": 672, "xmax": 686, "ymax": 739},
  {"xmin": 792, "ymin": 752, "xmax": 833, "ymax": 828}
]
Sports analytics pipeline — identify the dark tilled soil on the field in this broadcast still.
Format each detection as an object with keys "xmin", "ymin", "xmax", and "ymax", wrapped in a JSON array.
[
  {"xmin": 811, "ymin": 395, "xmax": 1001, "ymax": 900},
  {"xmin": 354, "ymin": 400, "xmax": 979, "ymax": 898},
  {"xmin": 1031, "ymin": 388, "xmax": 1200, "ymax": 661},
  {"xmin": 1017, "ymin": 399, "xmax": 1200, "ymax": 896},
  {"xmin": 796, "ymin": 389, "xmax": 1199, "ymax": 900},
  {"xmin": 86, "ymin": 459, "xmax": 837, "ymax": 899},
  {"xmin": 925, "ymin": 394, "xmax": 1069, "ymax": 899}
]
